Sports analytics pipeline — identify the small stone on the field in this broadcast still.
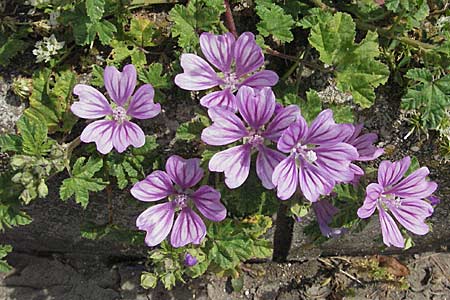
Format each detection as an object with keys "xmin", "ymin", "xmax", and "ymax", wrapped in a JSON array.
[{"xmin": 411, "ymin": 146, "xmax": 420, "ymax": 152}]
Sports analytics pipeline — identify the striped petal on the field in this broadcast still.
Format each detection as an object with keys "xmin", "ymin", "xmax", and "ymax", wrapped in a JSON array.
[
  {"xmin": 71, "ymin": 84, "xmax": 112, "ymax": 119},
  {"xmin": 104, "ymin": 64, "xmax": 136, "ymax": 106},
  {"xmin": 165, "ymin": 155, "xmax": 203, "ymax": 189},
  {"xmin": 170, "ymin": 208, "xmax": 206, "ymax": 248},
  {"xmin": 80, "ymin": 120, "xmax": 116, "ymax": 154},
  {"xmin": 136, "ymin": 202, "xmax": 175, "ymax": 247}
]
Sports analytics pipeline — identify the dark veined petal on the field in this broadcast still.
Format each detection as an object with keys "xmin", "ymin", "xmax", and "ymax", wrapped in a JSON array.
[
  {"xmin": 174, "ymin": 54, "xmax": 223, "ymax": 90},
  {"xmin": 200, "ymin": 32, "xmax": 235, "ymax": 73},
  {"xmin": 276, "ymin": 117, "xmax": 308, "ymax": 153},
  {"xmin": 314, "ymin": 143, "xmax": 359, "ymax": 183},
  {"xmin": 272, "ymin": 154, "xmax": 298, "ymax": 200},
  {"xmin": 298, "ymin": 159, "xmax": 334, "ymax": 202},
  {"xmin": 191, "ymin": 185, "xmax": 226, "ymax": 222},
  {"xmin": 127, "ymin": 84, "xmax": 161, "ymax": 120},
  {"xmin": 306, "ymin": 109, "xmax": 352, "ymax": 145},
  {"xmin": 239, "ymin": 70, "xmax": 279, "ymax": 88},
  {"xmin": 165, "ymin": 155, "xmax": 203, "ymax": 189},
  {"xmin": 378, "ymin": 203, "xmax": 404, "ymax": 248},
  {"xmin": 201, "ymin": 107, "xmax": 248, "ymax": 146},
  {"xmin": 237, "ymin": 86, "xmax": 276, "ymax": 129},
  {"xmin": 112, "ymin": 121, "xmax": 145, "ymax": 153},
  {"xmin": 208, "ymin": 144, "xmax": 252, "ymax": 189},
  {"xmin": 199, "ymin": 89, "xmax": 237, "ymax": 112},
  {"xmin": 136, "ymin": 202, "xmax": 175, "ymax": 247},
  {"xmin": 387, "ymin": 167, "xmax": 437, "ymax": 199},
  {"xmin": 357, "ymin": 183, "xmax": 383, "ymax": 218},
  {"xmin": 131, "ymin": 170, "xmax": 175, "ymax": 202},
  {"xmin": 389, "ymin": 199, "xmax": 432, "ymax": 235},
  {"xmin": 377, "ymin": 157, "xmax": 411, "ymax": 188},
  {"xmin": 170, "ymin": 208, "xmax": 206, "ymax": 248},
  {"xmin": 263, "ymin": 105, "xmax": 300, "ymax": 142},
  {"xmin": 104, "ymin": 64, "xmax": 137, "ymax": 106},
  {"xmin": 233, "ymin": 32, "xmax": 264, "ymax": 77},
  {"xmin": 71, "ymin": 84, "xmax": 112, "ymax": 119},
  {"xmin": 313, "ymin": 200, "xmax": 347, "ymax": 238},
  {"xmin": 80, "ymin": 120, "xmax": 116, "ymax": 154},
  {"xmin": 256, "ymin": 145, "xmax": 285, "ymax": 189}
]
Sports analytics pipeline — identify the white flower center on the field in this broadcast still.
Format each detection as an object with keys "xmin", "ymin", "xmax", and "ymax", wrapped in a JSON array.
[
  {"xmin": 244, "ymin": 133, "xmax": 264, "ymax": 146},
  {"xmin": 293, "ymin": 143, "xmax": 318, "ymax": 164},
  {"xmin": 112, "ymin": 106, "xmax": 127, "ymax": 123},
  {"xmin": 174, "ymin": 194, "xmax": 189, "ymax": 209},
  {"xmin": 221, "ymin": 72, "xmax": 239, "ymax": 91},
  {"xmin": 305, "ymin": 150, "xmax": 317, "ymax": 163}
]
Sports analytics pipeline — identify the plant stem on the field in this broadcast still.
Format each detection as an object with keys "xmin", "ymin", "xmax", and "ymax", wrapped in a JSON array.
[
  {"xmin": 272, "ymin": 201, "xmax": 294, "ymax": 262},
  {"xmin": 224, "ymin": 0, "xmax": 238, "ymax": 38}
]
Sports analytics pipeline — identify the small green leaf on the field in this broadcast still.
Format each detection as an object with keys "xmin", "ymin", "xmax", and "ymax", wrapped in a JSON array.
[
  {"xmin": 16, "ymin": 116, "xmax": 50, "ymax": 156},
  {"xmin": 255, "ymin": 0, "xmax": 295, "ymax": 43},
  {"xmin": 328, "ymin": 103, "xmax": 354, "ymax": 123},
  {"xmin": 138, "ymin": 63, "xmax": 171, "ymax": 89},
  {"xmin": 176, "ymin": 113, "xmax": 210, "ymax": 141},
  {"xmin": 0, "ymin": 245, "xmax": 12, "ymax": 272},
  {"xmin": 86, "ymin": 0, "xmax": 105, "ymax": 22},
  {"xmin": 59, "ymin": 157, "xmax": 108, "ymax": 208},
  {"xmin": 141, "ymin": 272, "xmax": 158, "ymax": 289},
  {"xmin": 0, "ymin": 134, "xmax": 22, "ymax": 153}
]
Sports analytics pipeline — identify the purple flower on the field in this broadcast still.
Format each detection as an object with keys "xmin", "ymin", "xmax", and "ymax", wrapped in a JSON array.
[
  {"xmin": 427, "ymin": 195, "xmax": 440, "ymax": 206},
  {"xmin": 131, "ymin": 155, "xmax": 226, "ymax": 248},
  {"xmin": 201, "ymin": 86, "xmax": 300, "ymax": 189},
  {"xmin": 357, "ymin": 157, "xmax": 437, "ymax": 248},
  {"xmin": 174, "ymin": 32, "xmax": 279, "ymax": 111},
  {"xmin": 342, "ymin": 123, "xmax": 384, "ymax": 183},
  {"xmin": 71, "ymin": 64, "xmax": 161, "ymax": 154},
  {"xmin": 272, "ymin": 109, "xmax": 359, "ymax": 202},
  {"xmin": 184, "ymin": 253, "xmax": 198, "ymax": 267},
  {"xmin": 312, "ymin": 200, "xmax": 348, "ymax": 238}
]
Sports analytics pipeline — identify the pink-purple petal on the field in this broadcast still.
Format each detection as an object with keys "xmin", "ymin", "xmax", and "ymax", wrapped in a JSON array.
[
  {"xmin": 201, "ymin": 107, "xmax": 248, "ymax": 146},
  {"xmin": 263, "ymin": 105, "xmax": 300, "ymax": 142},
  {"xmin": 209, "ymin": 144, "xmax": 252, "ymax": 189},
  {"xmin": 298, "ymin": 160, "xmax": 334, "ymax": 202},
  {"xmin": 165, "ymin": 155, "xmax": 203, "ymax": 189},
  {"xmin": 237, "ymin": 86, "xmax": 276, "ymax": 129},
  {"xmin": 126, "ymin": 84, "xmax": 161, "ymax": 120},
  {"xmin": 174, "ymin": 54, "xmax": 223, "ymax": 90},
  {"xmin": 389, "ymin": 199, "xmax": 432, "ymax": 235},
  {"xmin": 170, "ymin": 208, "xmax": 206, "ymax": 248},
  {"xmin": 256, "ymin": 145, "xmax": 285, "ymax": 189},
  {"xmin": 272, "ymin": 154, "xmax": 298, "ymax": 200},
  {"xmin": 199, "ymin": 32, "xmax": 235, "ymax": 73},
  {"xmin": 71, "ymin": 84, "xmax": 113, "ymax": 119},
  {"xmin": 388, "ymin": 167, "xmax": 437, "ymax": 199},
  {"xmin": 378, "ymin": 204, "xmax": 404, "ymax": 248},
  {"xmin": 277, "ymin": 117, "xmax": 308, "ymax": 153},
  {"xmin": 191, "ymin": 185, "xmax": 226, "ymax": 222},
  {"xmin": 239, "ymin": 70, "xmax": 279, "ymax": 88},
  {"xmin": 104, "ymin": 64, "xmax": 137, "ymax": 106},
  {"xmin": 357, "ymin": 183, "xmax": 383, "ymax": 218},
  {"xmin": 314, "ymin": 143, "xmax": 359, "ymax": 183},
  {"xmin": 199, "ymin": 89, "xmax": 237, "ymax": 112},
  {"xmin": 136, "ymin": 202, "xmax": 175, "ymax": 247},
  {"xmin": 130, "ymin": 170, "xmax": 175, "ymax": 202},
  {"xmin": 378, "ymin": 156, "xmax": 411, "ymax": 188},
  {"xmin": 306, "ymin": 109, "xmax": 351, "ymax": 145},
  {"xmin": 80, "ymin": 120, "xmax": 116, "ymax": 154},
  {"xmin": 233, "ymin": 32, "xmax": 264, "ymax": 77},
  {"xmin": 112, "ymin": 121, "xmax": 145, "ymax": 153}
]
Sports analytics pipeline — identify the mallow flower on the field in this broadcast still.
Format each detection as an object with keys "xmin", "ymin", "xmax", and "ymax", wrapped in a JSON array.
[
  {"xmin": 131, "ymin": 155, "xmax": 226, "ymax": 248},
  {"xmin": 357, "ymin": 157, "xmax": 437, "ymax": 248},
  {"xmin": 272, "ymin": 110, "xmax": 359, "ymax": 202},
  {"xmin": 71, "ymin": 64, "xmax": 161, "ymax": 154},
  {"xmin": 201, "ymin": 86, "xmax": 299, "ymax": 189},
  {"xmin": 174, "ymin": 32, "xmax": 279, "ymax": 111},
  {"xmin": 312, "ymin": 200, "xmax": 348, "ymax": 238},
  {"xmin": 342, "ymin": 123, "xmax": 384, "ymax": 182}
]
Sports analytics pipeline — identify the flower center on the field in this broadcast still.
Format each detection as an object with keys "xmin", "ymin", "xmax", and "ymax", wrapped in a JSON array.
[
  {"xmin": 221, "ymin": 72, "xmax": 239, "ymax": 91},
  {"xmin": 112, "ymin": 106, "xmax": 127, "ymax": 123},
  {"xmin": 174, "ymin": 194, "xmax": 189, "ymax": 209},
  {"xmin": 293, "ymin": 143, "xmax": 318, "ymax": 164},
  {"xmin": 380, "ymin": 194, "xmax": 402, "ymax": 208},
  {"xmin": 245, "ymin": 133, "xmax": 265, "ymax": 146}
]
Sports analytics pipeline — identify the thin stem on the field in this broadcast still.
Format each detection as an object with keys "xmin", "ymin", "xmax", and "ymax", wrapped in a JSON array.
[
  {"xmin": 224, "ymin": 0, "xmax": 238, "ymax": 38},
  {"xmin": 272, "ymin": 201, "xmax": 294, "ymax": 262}
]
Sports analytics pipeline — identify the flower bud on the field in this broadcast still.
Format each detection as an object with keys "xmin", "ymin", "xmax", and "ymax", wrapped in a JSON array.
[{"xmin": 184, "ymin": 253, "xmax": 197, "ymax": 267}]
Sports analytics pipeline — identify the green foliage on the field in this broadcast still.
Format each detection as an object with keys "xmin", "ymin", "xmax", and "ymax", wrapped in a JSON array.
[
  {"xmin": 385, "ymin": 0, "xmax": 429, "ymax": 30},
  {"xmin": 81, "ymin": 222, "xmax": 144, "ymax": 245},
  {"xmin": 60, "ymin": 157, "xmax": 108, "ymax": 208},
  {"xmin": 16, "ymin": 115, "xmax": 52, "ymax": 157},
  {"xmin": 255, "ymin": 0, "xmax": 295, "ymax": 43},
  {"xmin": 401, "ymin": 68, "xmax": 450, "ymax": 129},
  {"xmin": 0, "ymin": 173, "xmax": 32, "ymax": 231},
  {"xmin": 138, "ymin": 63, "xmax": 172, "ymax": 102},
  {"xmin": 25, "ymin": 69, "xmax": 78, "ymax": 133},
  {"xmin": 169, "ymin": 0, "xmax": 225, "ymax": 51},
  {"xmin": 176, "ymin": 113, "xmax": 211, "ymax": 142},
  {"xmin": 0, "ymin": 31, "xmax": 29, "ymax": 67},
  {"xmin": 0, "ymin": 245, "xmax": 12, "ymax": 272},
  {"xmin": 308, "ymin": 12, "xmax": 389, "ymax": 108}
]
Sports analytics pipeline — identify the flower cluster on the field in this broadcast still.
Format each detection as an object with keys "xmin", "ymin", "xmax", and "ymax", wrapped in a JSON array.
[
  {"xmin": 72, "ymin": 31, "xmax": 438, "ymax": 250},
  {"xmin": 32, "ymin": 34, "xmax": 65, "ymax": 63}
]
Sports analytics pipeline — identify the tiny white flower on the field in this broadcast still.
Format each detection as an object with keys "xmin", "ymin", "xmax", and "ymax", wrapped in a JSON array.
[{"xmin": 32, "ymin": 34, "xmax": 65, "ymax": 64}]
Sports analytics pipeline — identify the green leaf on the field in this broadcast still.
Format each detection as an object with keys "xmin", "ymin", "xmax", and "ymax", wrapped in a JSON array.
[
  {"xmin": 328, "ymin": 103, "xmax": 354, "ymax": 123},
  {"xmin": 176, "ymin": 113, "xmax": 210, "ymax": 141},
  {"xmin": 210, "ymin": 239, "xmax": 252, "ymax": 270},
  {"xmin": 308, "ymin": 12, "xmax": 389, "ymax": 108},
  {"xmin": 402, "ymin": 69, "xmax": 450, "ymax": 129},
  {"xmin": 255, "ymin": 0, "xmax": 295, "ymax": 43},
  {"xmin": 405, "ymin": 156, "xmax": 420, "ymax": 176},
  {"xmin": 141, "ymin": 272, "xmax": 158, "ymax": 289},
  {"xmin": 16, "ymin": 116, "xmax": 50, "ymax": 156},
  {"xmin": 90, "ymin": 20, "xmax": 117, "ymax": 45},
  {"xmin": 0, "ymin": 33, "xmax": 29, "ymax": 67},
  {"xmin": 0, "ymin": 134, "xmax": 22, "ymax": 153},
  {"xmin": 138, "ymin": 63, "xmax": 171, "ymax": 89},
  {"xmin": 86, "ymin": 0, "xmax": 105, "ymax": 22},
  {"xmin": 0, "ymin": 204, "xmax": 32, "ymax": 232},
  {"xmin": 129, "ymin": 17, "xmax": 156, "ymax": 47},
  {"xmin": 0, "ymin": 245, "xmax": 12, "ymax": 272},
  {"xmin": 59, "ymin": 157, "xmax": 108, "ymax": 208}
]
